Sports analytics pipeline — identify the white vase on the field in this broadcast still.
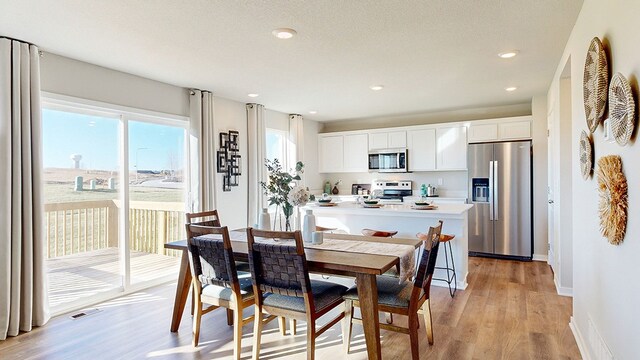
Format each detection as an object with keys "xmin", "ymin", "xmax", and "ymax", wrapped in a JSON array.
[
  {"xmin": 302, "ymin": 209, "xmax": 316, "ymax": 243},
  {"xmin": 258, "ymin": 208, "xmax": 271, "ymax": 230}
]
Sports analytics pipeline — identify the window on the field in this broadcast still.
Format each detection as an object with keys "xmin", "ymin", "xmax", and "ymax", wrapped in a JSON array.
[
  {"xmin": 42, "ymin": 94, "xmax": 190, "ymax": 314},
  {"xmin": 266, "ymin": 128, "xmax": 288, "ymax": 168}
]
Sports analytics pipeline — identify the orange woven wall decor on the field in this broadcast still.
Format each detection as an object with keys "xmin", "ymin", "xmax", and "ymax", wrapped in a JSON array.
[{"xmin": 597, "ymin": 155, "xmax": 627, "ymax": 245}]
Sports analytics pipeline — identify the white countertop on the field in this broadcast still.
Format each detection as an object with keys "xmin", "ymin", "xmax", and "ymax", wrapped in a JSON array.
[{"xmin": 302, "ymin": 202, "xmax": 473, "ymax": 219}]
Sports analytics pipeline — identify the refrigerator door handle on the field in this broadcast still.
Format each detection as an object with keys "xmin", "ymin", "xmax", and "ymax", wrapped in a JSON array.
[
  {"xmin": 489, "ymin": 160, "xmax": 494, "ymax": 220},
  {"xmin": 494, "ymin": 160, "xmax": 499, "ymax": 221}
]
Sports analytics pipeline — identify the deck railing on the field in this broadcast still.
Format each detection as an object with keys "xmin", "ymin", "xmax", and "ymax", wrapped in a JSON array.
[{"xmin": 44, "ymin": 200, "xmax": 185, "ymax": 259}]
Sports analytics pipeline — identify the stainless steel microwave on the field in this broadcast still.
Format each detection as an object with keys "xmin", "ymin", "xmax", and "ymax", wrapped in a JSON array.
[{"xmin": 368, "ymin": 149, "xmax": 408, "ymax": 173}]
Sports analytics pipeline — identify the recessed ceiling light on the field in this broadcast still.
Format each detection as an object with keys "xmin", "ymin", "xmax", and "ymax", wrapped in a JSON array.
[
  {"xmin": 505, "ymin": 86, "xmax": 518, "ymax": 92},
  {"xmin": 247, "ymin": 93, "xmax": 259, "ymax": 98},
  {"xmin": 498, "ymin": 51, "xmax": 519, "ymax": 59},
  {"xmin": 309, "ymin": 110, "xmax": 318, "ymax": 114},
  {"xmin": 370, "ymin": 85, "xmax": 384, "ymax": 91},
  {"xmin": 272, "ymin": 28, "xmax": 297, "ymax": 39}
]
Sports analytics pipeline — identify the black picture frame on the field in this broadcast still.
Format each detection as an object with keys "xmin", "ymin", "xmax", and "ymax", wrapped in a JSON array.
[
  {"xmin": 223, "ymin": 175, "xmax": 231, "ymax": 191},
  {"xmin": 219, "ymin": 132, "xmax": 229, "ymax": 149},
  {"xmin": 216, "ymin": 150, "xmax": 227, "ymax": 173},
  {"xmin": 230, "ymin": 154, "xmax": 242, "ymax": 175}
]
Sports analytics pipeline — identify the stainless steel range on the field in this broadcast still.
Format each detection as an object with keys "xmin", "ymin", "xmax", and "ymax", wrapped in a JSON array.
[{"xmin": 372, "ymin": 180, "xmax": 412, "ymax": 203}]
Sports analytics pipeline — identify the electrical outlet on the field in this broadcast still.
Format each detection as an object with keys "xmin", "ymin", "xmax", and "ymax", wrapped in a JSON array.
[{"xmin": 437, "ymin": 178, "xmax": 444, "ymax": 186}]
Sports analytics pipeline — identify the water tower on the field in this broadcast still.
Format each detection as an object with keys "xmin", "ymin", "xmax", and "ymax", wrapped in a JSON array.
[{"xmin": 70, "ymin": 154, "xmax": 82, "ymax": 169}]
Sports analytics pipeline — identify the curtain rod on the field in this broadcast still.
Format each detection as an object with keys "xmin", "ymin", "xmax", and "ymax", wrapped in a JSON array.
[{"xmin": 0, "ymin": 35, "xmax": 36, "ymax": 46}]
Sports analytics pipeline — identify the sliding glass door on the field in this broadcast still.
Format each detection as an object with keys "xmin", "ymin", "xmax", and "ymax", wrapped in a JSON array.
[{"xmin": 42, "ymin": 97, "xmax": 189, "ymax": 314}]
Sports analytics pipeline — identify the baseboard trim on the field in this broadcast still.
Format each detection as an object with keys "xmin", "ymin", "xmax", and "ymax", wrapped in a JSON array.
[
  {"xmin": 570, "ymin": 316, "xmax": 591, "ymax": 360},
  {"xmin": 554, "ymin": 276, "xmax": 573, "ymax": 297},
  {"xmin": 432, "ymin": 271, "xmax": 468, "ymax": 290},
  {"xmin": 532, "ymin": 253, "xmax": 548, "ymax": 262}
]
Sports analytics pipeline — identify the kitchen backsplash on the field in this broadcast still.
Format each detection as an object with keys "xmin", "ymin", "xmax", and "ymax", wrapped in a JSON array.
[{"xmin": 315, "ymin": 171, "xmax": 468, "ymax": 198}]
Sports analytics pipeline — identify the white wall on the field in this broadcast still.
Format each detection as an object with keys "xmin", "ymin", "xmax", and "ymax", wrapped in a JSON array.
[
  {"xmin": 547, "ymin": 0, "xmax": 640, "ymax": 358},
  {"xmin": 40, "ymin": 52, "xmax": 189, "ymax": 116},
  {"xmin": 531, "ymin": 95, "xmax": 549, "ymax": 260},
  {"xmin": 303, "ymin": 119, "xmax": 322, "ymax": 192}
]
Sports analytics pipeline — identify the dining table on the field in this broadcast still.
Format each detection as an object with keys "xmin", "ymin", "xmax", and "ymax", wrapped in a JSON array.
[{"xmin": 164, "ymin": 230, "xmax": 422, "ymax": 360}]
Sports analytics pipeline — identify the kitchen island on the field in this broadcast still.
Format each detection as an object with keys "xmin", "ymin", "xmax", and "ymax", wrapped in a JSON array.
[{"xmin": 301, "ymin": 202, "xmax": 474, "ymax": 290}]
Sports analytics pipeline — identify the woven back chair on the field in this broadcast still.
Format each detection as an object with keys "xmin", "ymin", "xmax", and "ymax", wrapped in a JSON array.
[
  {"xmin": 185, "ymin": 224, "xmax": 257, "ymax": 359},
  {"xmin": 186, "ymin": 210, "xmax": 221, "ymax": 227},
  {"xmin": 247, "ymin": 228, "xmax": 348, "ymax": 360},
  {"xmin": 342, "ymin": 220, "xmax": 443, "ymax": 360}
]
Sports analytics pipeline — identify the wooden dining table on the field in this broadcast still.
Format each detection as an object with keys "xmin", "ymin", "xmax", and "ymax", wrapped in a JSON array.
[{"xmin": 164, "ymin": 230, "xmax": 422, "ymax": 360}]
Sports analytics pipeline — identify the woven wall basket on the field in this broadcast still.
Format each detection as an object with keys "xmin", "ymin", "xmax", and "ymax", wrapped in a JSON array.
[
  {"xmin": 583, "ymin": 37, "xmax": 608, "ymax": 133},
  {"xmin": 597, "ymin": 155, "xmax": 627, "ymax": 245},
  {"xmin": 579, "ymin": 130, "xmax": 592, "ymax": 180},
  {"xmin": 608, "ymin": 72, "xmax": 635, "ymax": 146}
]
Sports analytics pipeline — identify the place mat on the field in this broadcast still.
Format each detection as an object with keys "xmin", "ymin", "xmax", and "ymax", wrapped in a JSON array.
[{"xmin": 305, "ymin": 238, "xmax": 415, "ymax": 283}]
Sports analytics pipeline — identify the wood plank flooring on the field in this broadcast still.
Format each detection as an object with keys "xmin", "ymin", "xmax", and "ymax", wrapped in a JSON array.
[{"xmin": 0, "ymin": 257, "xmax": 581, "ymax": 359}]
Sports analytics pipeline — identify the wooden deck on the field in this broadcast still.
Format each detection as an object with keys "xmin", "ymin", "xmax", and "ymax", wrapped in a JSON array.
[{"xmin": 46, "ymin": 248, "xmax": 180, "ymax": 309}]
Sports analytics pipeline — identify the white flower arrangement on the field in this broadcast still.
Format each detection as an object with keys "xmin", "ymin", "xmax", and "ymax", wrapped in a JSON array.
[{"xmin": 288, "ymin": 185, "xmax": 310, "ymax": 207}]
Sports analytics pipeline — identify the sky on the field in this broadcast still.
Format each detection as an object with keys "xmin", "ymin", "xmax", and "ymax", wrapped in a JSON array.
[{"xmin": 42, "ymin": 108, "xmax": 185, "ymax": 171}]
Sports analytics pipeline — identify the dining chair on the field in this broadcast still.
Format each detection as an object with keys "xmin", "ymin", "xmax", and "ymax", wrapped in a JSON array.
[
  {"xmin": 247, "ymin": 228, "xmax": 349, "ymax": 360},
  {"xmin": 342, "ymin": 220, "xmax": 443, "ymax": 360},
  {"xmin": 186, "ymin": 224, "xmax": 277, "ymax": 359}
]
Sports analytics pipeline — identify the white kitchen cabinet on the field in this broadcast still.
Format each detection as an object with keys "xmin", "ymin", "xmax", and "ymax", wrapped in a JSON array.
[
  {"xmin": 407, "ymin": 128, "xmax": 436, "ymax": 171},
  {"xmin": 498, "ymin": 120, "xmax": 531, "ymax": 140},
  {"xmin": 318, "ymin": 135, "xmax": 344, "ymax": 173},
  {"xmin": 343, "ymin": 133, "xmax": 369, "ymax": 172},
  {"xmin": 436, "ymin": 126, "xmax": 467, "ymax": 170},
  {"xmin": 468, "ymin": 117, "xmax": 532, "ymax": 143},
  {"xmin": 368, "ymin": 132, "xmax": 388, "ymax": 150},
  {"xmin": 388, "ymin": 131, "xmax": 407, "ymax": 148},
  {"xmin": 468, "ymin": 123, "xmax": 498, "ymax": 143},
  {"xmin": 368, "ymin": 131, "xmax": 406, "ymax": 150}
]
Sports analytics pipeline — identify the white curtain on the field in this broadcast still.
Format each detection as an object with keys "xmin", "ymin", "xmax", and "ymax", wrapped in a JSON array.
[
  {"xmin": 0, "ymin": 38, "xmax": 50, "ymax": 340},
  {"xmin": 189, "ymin": 90, "xmax": 216, "ymax": 212},
  {"xmin": 288, "ymin": 114, "xmax": 304, "ymax": 184},
  {"xmin": 247, "ymin": 103, "xmax": 266, "ymax": 226}
]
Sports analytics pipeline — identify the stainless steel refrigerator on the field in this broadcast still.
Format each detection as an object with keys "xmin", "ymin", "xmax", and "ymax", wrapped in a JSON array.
[{"xmin": 468, "ymin": 141, "xmax": 532, "ymax": 260}]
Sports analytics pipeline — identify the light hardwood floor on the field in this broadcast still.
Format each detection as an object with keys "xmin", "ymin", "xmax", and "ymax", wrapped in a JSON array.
[{"xmin": 0, "ymin": 257, "xmax": 581, "ymax": 359}]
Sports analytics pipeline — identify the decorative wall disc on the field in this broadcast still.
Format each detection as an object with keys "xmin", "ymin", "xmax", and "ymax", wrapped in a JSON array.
[
  {"xmin": 608, "ymin": 72, "xmax": 635, "ymax": 146},
  {"xmin": 583, "ymin": 37, "xmax": 609, "ymax": 133},
  {"xmin": 597, "ymin": 155, "xmax": 627, "ymax": 245},
  {"xmin": 579, "ymin": 131, "xmax": 592, "ymax": 179}
]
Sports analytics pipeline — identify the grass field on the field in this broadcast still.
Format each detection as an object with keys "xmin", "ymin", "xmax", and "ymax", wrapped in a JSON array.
[{"xmin": 44, "ymin": 183, "xmax": 184, "ymax": 203}]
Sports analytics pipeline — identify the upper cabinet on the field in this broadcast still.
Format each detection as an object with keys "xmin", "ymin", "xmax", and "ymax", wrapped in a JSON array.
[
  {"xmin": 468, "ymin": 116, "xmax": 532, "ymax": 143},
  {"xmin": 343, "ymin": 133, "xmax": 369, "ymax": 172},
  {"xmin": 368, "ymin": 130, "xmax": 406, "ymax": 150},
  {"xmin": 318, "ymin": 132, "xmax": 368, "ymax": 173},
  {"xmin": 318, "ymin": 135, "xmax": 344, "ymax": 173},
  {"xmin": 436, "ymin": 126, "xmax": 467, "ymax": 170},
  {"xmin": 407, "ymin": 128, "xmax": 436, "ymax": 171}
]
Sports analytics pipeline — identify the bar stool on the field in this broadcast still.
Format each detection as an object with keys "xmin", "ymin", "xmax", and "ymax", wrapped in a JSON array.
[
  {"xmin": 361, "ymin": 229, "xmax": 398, "ymax": 237},
  {"xmin": 433, "ymin": 234, "xmax": 457, "ymax": 297}
]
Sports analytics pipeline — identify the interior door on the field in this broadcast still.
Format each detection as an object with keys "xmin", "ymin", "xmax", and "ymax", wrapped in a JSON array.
[
  {"xmin": 493, "ymin": 141, "xmax": 532, "ymax": 257},
  {"xmin": 467, "ymin": 143, "xmax": 494, "ymax": 254}
]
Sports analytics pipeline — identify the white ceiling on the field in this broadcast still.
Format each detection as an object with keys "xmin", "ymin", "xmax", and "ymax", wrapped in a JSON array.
[{"xmin": 0, "ymin": 0, "xmax": 583, "ymax": 121}]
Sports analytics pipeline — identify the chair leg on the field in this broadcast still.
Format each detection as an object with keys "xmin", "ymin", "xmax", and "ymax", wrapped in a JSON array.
[
  {"xmin": 192, "ymin": 295, "xmax": 202, "ymax": 346},
  {"xmin": 252, "ymin": 307, "xmax": 264, "ymax": 360},
  {"xmin": 448, "ymin": 241, "xmax": 457, "ymax": 297},
  {"xmin": 190, "ymin": 288, "xmax": 195, "ymax": 316},
  {"xmin": 408, "ymin": 313, "xmax": 420, "ymax": 360},
  {"xmin": 341, "ymin": 299, "xmax": 353, "ymax": 354},
  {"xmin": 233, "ymin": 307, "xmax": 243, "ymax": 360},
  {"xmin": 306, "ymin": 318, "xmax": 316, "ymax": 360},
  {"xmin": 290, "ymin": 318, "xmax": 297, "ymax": 335},
  {"xmin": 422, "ymin": 299, "xmax": 434, "ymax": 345},
  {"xmin": 278, "ymin": 316, "xmax": 287, "ymax": 336},
  {"xmin": 227, "ymin": 309, "xmax": 234, "ymax": 326}
]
